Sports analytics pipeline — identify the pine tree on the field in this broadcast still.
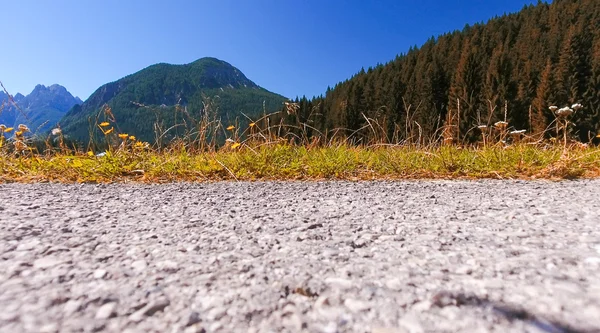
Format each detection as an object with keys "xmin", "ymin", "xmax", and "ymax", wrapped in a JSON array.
[
  {"xmin": 449, "ymin": 38, "xmax": 482, "ymax": 142},
  {"xmin": 484, "ymin": 44, "xmax": 516, "ymax": 126},
  {"xmin": 531, "ymin": 59, "xmax": 555, "ymax": 137},
  {"xmin": 581, "ymin": 36, "xmax": 600, "ymax": 141}
]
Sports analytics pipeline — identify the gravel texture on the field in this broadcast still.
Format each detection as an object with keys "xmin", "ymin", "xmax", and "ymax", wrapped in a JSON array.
[{"xmin": 1, "ymin": 180, "xmax": 599, "ymax": 333}]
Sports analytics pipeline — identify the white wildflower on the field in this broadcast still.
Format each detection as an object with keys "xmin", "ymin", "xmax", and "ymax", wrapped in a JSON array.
[
  {"xmin": 556, "ymin": 107, "xmax": 573, "ymax": 117},
  {"xmin": 494, "ymin": 121, "xmax": 508, "ymax": 129},
  {"xmin": 571, "ymin": 103, "xmax": 583, "ymax": 111},
  {"xmin": 51, "ymin": 128, "xmax": 62, "ymax": 135}
]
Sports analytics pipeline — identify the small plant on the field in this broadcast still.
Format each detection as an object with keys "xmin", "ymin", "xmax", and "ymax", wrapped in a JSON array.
[
  {"xmin": 0, "ymin": 124, "xmax": 11, "ymax": 149},
  {"xmin": 508, "ymin": 129, "xmax": 526, "ymax": 143},
  {"xmin": 549, "ymin": 103, "xmax": 583, "ymax": 147},
  {"xmin": 494, "ymin": 121, "xmax": 509, "ymax": 144}
]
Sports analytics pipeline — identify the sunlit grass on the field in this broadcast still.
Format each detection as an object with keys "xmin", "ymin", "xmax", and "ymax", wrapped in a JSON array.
[
  {"xmin": 1, "ymin": 143, "xmax": 598, "ymax": 183},
  {"xmin": 1, "ymin": 100, "xmax": 599, "ymax": 183}
]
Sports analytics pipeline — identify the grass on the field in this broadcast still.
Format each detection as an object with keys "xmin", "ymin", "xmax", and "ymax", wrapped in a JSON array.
[
  {"xmin": 1, "ymin": 143, "xmax": 599, "ymax": 183},
  {"xmin": 2, "ymin": 96, "xmax": 600, "ymax": 183}
]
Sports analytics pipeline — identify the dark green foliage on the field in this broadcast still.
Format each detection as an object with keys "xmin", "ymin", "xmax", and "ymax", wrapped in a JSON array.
[
  {"xmin": 59, "ymin": 57, "xmax": 286, "ymax": 144},
  {"xmin": 284, "ymin": 0, "xmax": 600, "ymax": 143}
]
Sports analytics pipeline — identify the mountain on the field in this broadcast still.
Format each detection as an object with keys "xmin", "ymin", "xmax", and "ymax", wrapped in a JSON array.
[
  {"xmin": 0, "ymin": 84, "xmax": 82, "ymax": 133},
  {"xmin": 59, "ymin": 57, "xmax": 287, "ymax": 143},
  {"xmin": 281, "ymin": 0, "xmax": 600, "ymax": 143}
]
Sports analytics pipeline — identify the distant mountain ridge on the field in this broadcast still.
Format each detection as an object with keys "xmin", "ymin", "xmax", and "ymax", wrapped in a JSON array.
[
  {"xmin": 0, "ymin": 84, "xmax": 82, "ymax": 133},
  {"xmin": 59, "ymin": 57, "xmax": 287, "ymax": 143}
]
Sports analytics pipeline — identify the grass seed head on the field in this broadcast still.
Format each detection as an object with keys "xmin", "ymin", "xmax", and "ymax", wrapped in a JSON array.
[{"xmin": 284, "ymin": 102, "xmax": 300, "ymax": 115}]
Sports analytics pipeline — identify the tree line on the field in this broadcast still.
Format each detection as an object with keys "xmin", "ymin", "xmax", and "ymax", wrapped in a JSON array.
[{"xmin": 275, "ymin": 0, "xmax": 600, "ymax": 144}]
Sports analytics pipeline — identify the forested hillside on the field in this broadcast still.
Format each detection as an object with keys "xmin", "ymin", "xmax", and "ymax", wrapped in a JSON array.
[
  {"xmin": 281, "ymin": 0, "xmax": 600, "ymax": 143},
  {"xmin": 59, "ymin": 58, "xmax": 286, "ymax": 143}
]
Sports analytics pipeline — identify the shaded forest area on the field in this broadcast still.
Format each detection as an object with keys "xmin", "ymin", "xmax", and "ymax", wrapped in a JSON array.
[{"xmin": 277, "ymin": 0, "xmax": 600, "ymax": 144}]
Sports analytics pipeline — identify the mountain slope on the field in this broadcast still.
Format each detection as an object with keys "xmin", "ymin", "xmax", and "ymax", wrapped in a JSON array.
[
  {"xmin": 282, "ymin": 0, "xmax": 600, "ymax": 143},
  {"xmin": 0, "ymin": 84, "xmax": 82, "ymax": 133},
  {"xmin": 59, "ymin": 57, "xmax": 287, "ymax": 143}
]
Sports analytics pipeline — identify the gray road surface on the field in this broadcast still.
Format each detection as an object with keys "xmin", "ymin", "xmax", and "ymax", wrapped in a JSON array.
[{"xmin": 0, "ymin": 181, "xmax": 599, "ymax": 333}]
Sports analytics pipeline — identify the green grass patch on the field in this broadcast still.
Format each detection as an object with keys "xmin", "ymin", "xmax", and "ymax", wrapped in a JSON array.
[{"xmin": 1, "ymin": 144, "xmax": 599, "ymax": 183}]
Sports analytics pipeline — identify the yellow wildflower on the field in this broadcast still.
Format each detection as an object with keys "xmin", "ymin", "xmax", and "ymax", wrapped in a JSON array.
[
  {"xmin": 118, "ymin": 133, "xmax": 129, "ymax": 140},
  {"xmin": 99, "ymin": 122, "xmax": 110, "ymax": 127},
  {"xmin": 227, "ymin": 125, "xmax": 235, "ymax": 131},
  {"xmin": 15, "ymin": 130, "xmax": 23, "ymax": 137},
  {"xmin": 249, "ymin": 122, "xmax": 256, "ymax": 128},
  {"xmin": 134, "ymin": 141, "xmax": 149, "ymax": 149},
  {"xmin": 231, "ymin": 142, "xmax": 241, "ymax": 149},
  {"xmin": 87, "ymin": 151, "xmax": 94, "ymax": 156},
  {"xmin": 129, "ymin": 135, "xmax": 136, "ymax": 141},
  {"xmin": 4, "ymin": 127, "xmax": 14, "ymax": 133},
  {"xmin": 104, "ymin": 127, "xmax": 114, "ymax": 135}
]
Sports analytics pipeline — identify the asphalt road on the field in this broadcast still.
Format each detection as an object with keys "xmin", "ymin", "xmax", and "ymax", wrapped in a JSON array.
[{"xmin": 0, "ymin": 181, "xmax": 599, "ymax": 333}]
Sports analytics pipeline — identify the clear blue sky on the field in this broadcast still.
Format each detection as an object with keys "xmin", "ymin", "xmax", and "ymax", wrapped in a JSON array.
[{"xmin": 1, "ymin": 0, "xmax": 539, "ymax": 100}]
